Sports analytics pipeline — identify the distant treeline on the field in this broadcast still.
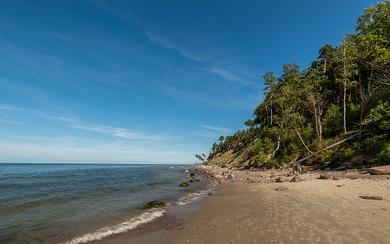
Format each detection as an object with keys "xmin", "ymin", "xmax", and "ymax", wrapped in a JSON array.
[{"xmin": 207, "ymin": 1, "xmax": 390, "ymax": 168}]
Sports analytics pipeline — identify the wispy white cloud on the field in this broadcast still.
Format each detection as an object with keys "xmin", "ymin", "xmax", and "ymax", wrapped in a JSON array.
[
  {"xmin": 0, "ymin": 105, "xmax": 24, "ymax": 111},
  {"xmin": 144, "ymin": 32, "xmax": 253, "ymax": 85},
  {"xmin": 206, "ymin": 67, "xmax": 251, "ymax": 85},
  {"xmin": 145, "ymin": 32, "xmax": 203, "ymax": 63},
  {"xmin": 198, "ymin": 124, "xmax": 232, "ymax": 134},
  {"xmin": 71, "ymin": 124, "xmax": 166, "ymax": 141},
  {"xmin": 2, "ymin": 106, "xmax": 168, "ymax": 142},
  {"xmin": 37, "ymin": 111, "xmax": 167, "ymax": 141},
  {"xmin": 0, "ymin": 119, "xmax": 25, "ymax": 125}
]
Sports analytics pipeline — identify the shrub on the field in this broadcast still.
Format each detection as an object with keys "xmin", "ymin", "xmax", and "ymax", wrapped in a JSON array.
[
  {"xmin": 360, "ymin": 135, "xmax": 387, "ymax": 155},
  {"xmin": 377, "ymin": 143, "xmax": 390, "ymax": 163}
]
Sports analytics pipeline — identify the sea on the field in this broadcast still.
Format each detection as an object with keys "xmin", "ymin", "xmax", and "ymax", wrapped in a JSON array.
[{"xmin": 0, "ymin": 163, "xmax": 212, "ymax": 243}]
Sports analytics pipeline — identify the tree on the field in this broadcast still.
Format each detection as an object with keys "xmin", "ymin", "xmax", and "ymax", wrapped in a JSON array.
[
  {"xmin": 206, "ymin": 1, "xmax": 390, "ymax": 169},
  {"xmin": 195, "ymin": 154, "xmax": 206, "ymax": 163},
  {"xmin": 263, "ymin": 72, "xmax": 277, "ymax": 125}
]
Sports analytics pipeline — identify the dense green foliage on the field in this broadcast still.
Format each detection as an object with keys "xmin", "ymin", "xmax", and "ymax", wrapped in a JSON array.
[{"xmin": 207, "ymin": 1, "xmax": 390, "ymax": 169}]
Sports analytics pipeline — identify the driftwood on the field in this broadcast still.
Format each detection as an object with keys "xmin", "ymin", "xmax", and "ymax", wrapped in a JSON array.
[{"xmin": 296, "ymin": 130, "xmax": 364, "ymax": 164}]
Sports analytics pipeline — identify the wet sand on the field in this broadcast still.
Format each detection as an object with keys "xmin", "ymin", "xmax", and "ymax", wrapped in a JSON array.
[{"xmin": 98, "ymin": 177, "xmax": 390, "ymax": 244}]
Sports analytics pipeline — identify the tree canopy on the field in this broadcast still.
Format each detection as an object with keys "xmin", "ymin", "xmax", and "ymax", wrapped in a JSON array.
[{"xmin": 207, "ymin": 1, "xmax": 390, "ymax": 169}]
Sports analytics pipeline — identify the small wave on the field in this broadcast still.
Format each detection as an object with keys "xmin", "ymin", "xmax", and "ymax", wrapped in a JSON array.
[
  {"xmin": 176, "ymin": 189, "xmax": 212, "ymax": 206},
  {"xmin": 63, "ymin": 209, "xmax": 165, "ymax": 244}
]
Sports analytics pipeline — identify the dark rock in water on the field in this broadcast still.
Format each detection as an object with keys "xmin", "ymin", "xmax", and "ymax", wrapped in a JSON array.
[
  {"xmin": 276, "ymin": 186, "xmax": 289, "ymax": 191},
  {"xmin": 143, "ymin": 200, "xmax": 166, "ymax": 209},
  {"xmin": 189, "ymin": 179, "xmax": 194, "ymax": 183},
  {"xmin": 194, "ymin": 178, "xmax": 200, "ymax": 182},
  {"xmin": 359, "ymin": 195, "xmax": 383, "ymax": 200},
  {"xmin": 276, "ymin": 176, "xmax": 289, "ymax": 183},
  {"xmin": 189, "ymin": 172, "xmax": 196, "ymax": 177},
  {"xmin": 290, "ymin": 175, "xmax": 304, "ymax": 183},
  {"xmin": 179, "ymin": 182, "xmax": 190, "ymax": 187},
  {"xmin": 318, "ymin": 174, "xmax": 331, "ymax": 180}
]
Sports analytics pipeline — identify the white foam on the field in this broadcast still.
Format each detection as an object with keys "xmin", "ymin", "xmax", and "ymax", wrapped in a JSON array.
[
  {"xmin": 63, "ymin": 209, "xmax": 165, "ymax": 244},
  {"xmin": 176, "ymin": 189, "xmax": 213, "ymax": 206}
]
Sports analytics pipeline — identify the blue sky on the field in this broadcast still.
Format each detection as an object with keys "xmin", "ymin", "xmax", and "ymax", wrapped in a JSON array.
[{"xmin": 0, "ymin": 0, "xmax": 379, "ymax": 163}]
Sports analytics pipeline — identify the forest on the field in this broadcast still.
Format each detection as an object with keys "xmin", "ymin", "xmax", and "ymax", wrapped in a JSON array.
[{"xmin": 206, "ymin": 1, "xmax": 390, "ymax": 169}]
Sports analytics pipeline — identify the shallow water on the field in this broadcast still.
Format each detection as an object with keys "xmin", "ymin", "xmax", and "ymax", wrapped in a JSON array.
[{"xmin": 0, "ymin": 163, "xmax": 202, "ymax": 243}]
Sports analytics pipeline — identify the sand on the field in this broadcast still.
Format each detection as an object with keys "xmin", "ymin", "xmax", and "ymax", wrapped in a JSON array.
[
  {"xmin": 98, "ymin": 176, "xmax": 390, "ymax": 244},
  {"xmin": 171, "ymin": 179, "xmax": 390, "ymax": 244}
]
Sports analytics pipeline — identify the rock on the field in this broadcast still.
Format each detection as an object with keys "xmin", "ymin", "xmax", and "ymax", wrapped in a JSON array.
[
  {"xmin": 189, "ymin": 179, "xmax": 194, "ymax": 183},
  {"xmin": 335, "ymin": 166, "xmax": 347, "ymax": 171},
  {"xmin": 336, "ymin": 184, "xmax": 343, "ymax": 187},
  {"xmin": 290, "ymin": 175, "xmax": 304, "ymax": 182},
  {"xmin": 276, "ymin": 186, "xmax": 289, "ymax": 191},
  {"xmin": 332, "ymin": 176, "xmax": 341, "ymax": 180},
  {"xmin": 246, "ymin": 177, "xmax": 255, "ymax": 183},
  {"xmin": 359, "ymin": 195, "xmax": 383, "ymax": 200},
  {"xmin": 292, "ymin": 163, "xmax": 302, "ymax": 174},
  {"xmin": 367, "ymin": 165, "xmax": 390, "ymax": 175},
  {"xmin": 318, "ymin": 174, "xmax": 331, "ymax": 180},
  {"xmin": 143, "ymin": 200, "xmax": 166, "ymax": 209},
  {"xmin": 227, "ymin": 173, "xmax": 235, "ymax": 182},
  {"xmin": 276, "ymin": 176, "xmax": 289, "ymax": 183},
  {"xmin": 179, "ymin": 182, "xmax": 190, "ymax": 187},
  {"xmin": 189, "ymin": 172, "xmax": 196, "ymax": 177}
]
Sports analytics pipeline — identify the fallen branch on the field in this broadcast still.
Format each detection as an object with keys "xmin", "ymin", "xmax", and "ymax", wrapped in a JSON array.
[{"xmin": 296, "ymin": 130, "xmax": 364, "ymax": 164}]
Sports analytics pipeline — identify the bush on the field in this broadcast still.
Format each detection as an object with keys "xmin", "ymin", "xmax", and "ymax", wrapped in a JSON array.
[
  {"xmin": 323, "ymin": 104, "xmax": 343, "ymax": 136},
  {"xmin": 360, "ymin": 135, "xmax": 387, "ymax": 155},
  {"xmin": 377, "ymin": 143, "xmax": 390, "ymax": 162}
]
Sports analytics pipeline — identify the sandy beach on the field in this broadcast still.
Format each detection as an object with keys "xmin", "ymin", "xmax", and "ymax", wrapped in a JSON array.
[
  {"xmin": 98, "ymin": 168, "xmax": 390, "ymax": 244},
  {"xmin": 172, "ymin": 179, "xmax": 390, "ymax": 244}
]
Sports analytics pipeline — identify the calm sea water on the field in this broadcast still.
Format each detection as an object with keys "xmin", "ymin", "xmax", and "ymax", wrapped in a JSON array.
[{"xmin": 0, "ymin": 163, "xmax": 204, "ymax": 243}]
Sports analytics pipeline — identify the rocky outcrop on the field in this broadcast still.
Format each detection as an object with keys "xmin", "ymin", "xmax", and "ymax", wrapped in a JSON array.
[{"xmin": 367, "ymin": 165, "xmax": 390, "ymax": 175}]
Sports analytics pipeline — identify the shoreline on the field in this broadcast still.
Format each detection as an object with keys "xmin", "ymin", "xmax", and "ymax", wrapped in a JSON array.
[{"xmin": 95, "ymin": 164, "xmax": 390, "ymax": 244}]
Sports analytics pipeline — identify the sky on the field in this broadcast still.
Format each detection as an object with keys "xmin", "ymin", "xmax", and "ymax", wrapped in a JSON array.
[{"xmin": 0, "ymin": 0, "xmax": 380, "ymax": 163}]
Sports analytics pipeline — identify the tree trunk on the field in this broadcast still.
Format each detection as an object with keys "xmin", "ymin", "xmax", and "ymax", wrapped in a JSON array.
[
  {"xmin": 295, "ymin": 128, "xmax": 313, "ymax": 153},
  {"xmin": 270, "ymin": 102, "xmax": 273, "ymax": 126},
  {"xmin": 272, "ymin": 134, "xmax": 280, "ymax": 158},
  {"xmin": 343, "ymin": 42, "xmax": 347, "ymax": 134},
  {"xmin": 318, "ymin": 117, "xmax": 323, "ymax": 142}
]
